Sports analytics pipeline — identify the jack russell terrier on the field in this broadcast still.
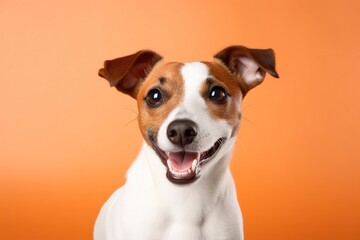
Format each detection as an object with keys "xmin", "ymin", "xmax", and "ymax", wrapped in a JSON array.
[{"xmin": 94, "ymin": 45, "xmax": 279, "ymax": 240}]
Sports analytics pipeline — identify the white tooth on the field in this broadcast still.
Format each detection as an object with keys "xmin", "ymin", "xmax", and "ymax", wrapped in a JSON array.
[
  {"xmin": 167, "ymin": 160, "xmax": 172, "ymax": 171},
  {"xmin": 192, "ymin": 159, "xmax": 197, "ymax": 172},
  {"xmin": 168, "ymin": 161, "xmax": 177, "ymax": 175},
  {"xmin": 195, "ymin": 165, "xmax": 200, "ymax": 175}
]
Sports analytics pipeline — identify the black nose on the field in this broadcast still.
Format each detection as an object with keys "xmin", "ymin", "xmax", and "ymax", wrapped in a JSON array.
[{"xmin": 167, "ymin": 120, "xmax": 198, "ymax": 147}]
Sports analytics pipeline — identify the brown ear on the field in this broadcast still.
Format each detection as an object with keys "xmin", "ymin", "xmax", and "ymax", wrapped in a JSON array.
[
  {"xmin": 214, "ymin": 46, "xmax": 279, "ymax": 93},
  {"xmin": 98, "ymin": 50, "xmax": 162, "ymax": 98}
]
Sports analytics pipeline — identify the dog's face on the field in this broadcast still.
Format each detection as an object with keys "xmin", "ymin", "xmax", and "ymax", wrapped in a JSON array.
[
  {"xmin": 136, "ymin": 61, "xmax": 243, "ymax": 184},
  {"xmin": 99, "ymin": 46, "xmax": 278, "ymax": 184}
]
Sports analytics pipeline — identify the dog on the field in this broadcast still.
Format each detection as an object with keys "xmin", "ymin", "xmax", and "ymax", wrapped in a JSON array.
[{"xmin": 94, "ymin": 45, "xmax": 278, "ymax": 240}]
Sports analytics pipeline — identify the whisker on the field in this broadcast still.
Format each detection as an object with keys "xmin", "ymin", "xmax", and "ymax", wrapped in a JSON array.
[
  {"xmin": 120, "ymin": 108, "xmax": 139, "ymax": 128},
  {"xmin": 241, "ymin": 104, "xmax": 253, "ymax": 113},
  {"xmin": 241, "ymin": 114, "xmax": 255, "ymax": 126},
  {"xmin": 240, "ymin": 104, "xmax": 256, "ymax": 126},
  {"xmin": 122, "ymin": 107, "xmax": 138, "ymax": 115},
  {"xmin": 124, "ymin": 116, "xmax": 139, "ymax": 128}
]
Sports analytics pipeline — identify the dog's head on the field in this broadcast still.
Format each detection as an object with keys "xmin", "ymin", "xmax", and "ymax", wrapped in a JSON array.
[{"xmin": 99, "ymin": 46, "xmax": 278, "ymax": 184}]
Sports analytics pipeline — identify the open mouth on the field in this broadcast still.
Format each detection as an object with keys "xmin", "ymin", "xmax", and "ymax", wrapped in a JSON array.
[{"xmin": 150, "ymin": 137, "xmax": 226, "ymax": 184}]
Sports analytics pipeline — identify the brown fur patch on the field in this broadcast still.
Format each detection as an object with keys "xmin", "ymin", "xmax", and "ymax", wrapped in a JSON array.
[
  {"xmin": 202, "ymin": 61, "xmax": 243, "ymax": 136},
  {"xmin": 137, "ymin": 62, "xmax": 185, "ymax": 145}
]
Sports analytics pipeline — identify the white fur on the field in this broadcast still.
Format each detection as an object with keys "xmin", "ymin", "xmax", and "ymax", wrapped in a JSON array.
[{"xmin": 94, "ymin": 62, "xmax": 244, "ymax": 240}]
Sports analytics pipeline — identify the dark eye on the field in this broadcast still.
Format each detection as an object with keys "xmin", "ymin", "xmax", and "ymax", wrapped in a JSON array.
[
  {"xmin": 145, "ymin": 88, "xmax": 164, "ymax": 107},
  {"xmin": 209, "ymin": 86, "xmax": 228, "ymax": 103}
]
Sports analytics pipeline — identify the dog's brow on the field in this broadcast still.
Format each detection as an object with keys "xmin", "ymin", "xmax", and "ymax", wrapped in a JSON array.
[
  {"xmin": 206, "ymin": 77, "xmax": 214, "ymax": 86},
  {"xmin": 159, "ymin": 77, "xmax": 166, "ymax": 85}
]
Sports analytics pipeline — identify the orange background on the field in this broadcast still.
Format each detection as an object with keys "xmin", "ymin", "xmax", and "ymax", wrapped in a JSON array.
[{"xmin": 1, "ymin": 0, "xmax": 360, "ymax": 239}]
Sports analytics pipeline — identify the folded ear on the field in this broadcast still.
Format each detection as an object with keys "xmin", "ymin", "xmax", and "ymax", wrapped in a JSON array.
[
  {"xmin": 98, "ymin": 50, "xmax": 162, "ymax": 98},
  {"xmin": 214, "ymin": 46, "xmax": 279, "ymax": 93}
]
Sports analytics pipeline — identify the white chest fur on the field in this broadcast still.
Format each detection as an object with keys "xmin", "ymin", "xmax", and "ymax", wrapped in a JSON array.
[{"xmin": 94, "ymin": 144, "xmax": 243, "ymax": 240}]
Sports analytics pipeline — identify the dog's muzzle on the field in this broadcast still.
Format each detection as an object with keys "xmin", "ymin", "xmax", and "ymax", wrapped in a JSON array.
[{"xmin": 149, "ymin": 120, "xmax": 226, "ymax": 184}]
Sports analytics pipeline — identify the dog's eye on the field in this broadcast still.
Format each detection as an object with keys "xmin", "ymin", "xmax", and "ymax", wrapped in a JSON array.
[
  {"xmin": 145, "ymin": 88, "xmax": 164, "ymax": 107},
  {"xmin": 209, "ymin": 86, "xmax": 228, "ymax": 104}
]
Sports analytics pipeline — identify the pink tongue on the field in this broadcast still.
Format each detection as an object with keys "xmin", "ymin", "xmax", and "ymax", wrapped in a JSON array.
[{"xmin": 168, "ymin": 152, "xmax": 200, "ymax": 171}]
